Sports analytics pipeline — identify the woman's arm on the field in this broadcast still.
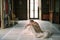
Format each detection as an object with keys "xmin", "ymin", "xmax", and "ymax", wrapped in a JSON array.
[{"xmin": 25, "ymin": 24, "xmax": 32, "ymax": 28}]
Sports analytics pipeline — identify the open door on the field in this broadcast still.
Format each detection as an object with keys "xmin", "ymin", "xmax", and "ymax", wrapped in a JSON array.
[
  {"xmin": 29, "ymin": 0, "xmax": 39, "ymax": 19},
  {"xmin": 41, "ymin": 0, "xmax": 49, "ymax": 20},
  {"xmin": 13, "ymin": 0, "xmax": 27, "ymax": 20},
  {"xmin": 53, "ymin": 0, "xmax": 60, "ymax": 24}
]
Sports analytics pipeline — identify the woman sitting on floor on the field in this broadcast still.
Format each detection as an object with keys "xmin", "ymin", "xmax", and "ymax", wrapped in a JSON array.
[{"xmin": 24, "ymin": 20, "xmax": 53, "ymax": 38}]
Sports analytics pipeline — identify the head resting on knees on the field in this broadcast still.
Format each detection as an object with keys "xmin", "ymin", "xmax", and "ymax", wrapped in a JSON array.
[{"xmin": 29, "ymin": 20, "xmax": 34, "ymax": 23}]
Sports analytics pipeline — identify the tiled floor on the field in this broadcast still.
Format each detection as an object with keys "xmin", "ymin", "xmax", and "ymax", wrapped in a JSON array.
[{"xmin": 0, "ymin": 20, "xmax": 60, "ymax": 40}]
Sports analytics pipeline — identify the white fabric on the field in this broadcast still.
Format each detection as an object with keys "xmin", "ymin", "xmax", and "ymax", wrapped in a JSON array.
[{"xmin": 22, "ymin": 26, "xmax": 51, "ymax": 39}]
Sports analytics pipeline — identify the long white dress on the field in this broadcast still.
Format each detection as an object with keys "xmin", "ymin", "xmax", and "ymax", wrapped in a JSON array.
[{"xmin": 22, "ymin": 26, "xmax": 52, "ymax": 38}]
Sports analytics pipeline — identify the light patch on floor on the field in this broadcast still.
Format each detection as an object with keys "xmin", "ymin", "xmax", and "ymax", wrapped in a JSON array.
[{"xmin": 0, "ymin": 20, "xmax": 60, "ymax": 40}]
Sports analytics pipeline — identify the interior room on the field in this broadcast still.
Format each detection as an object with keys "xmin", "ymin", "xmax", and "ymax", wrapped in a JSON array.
[{"xmin": 0, "ymin": 0, "xmax": 60, "ymax": 40}]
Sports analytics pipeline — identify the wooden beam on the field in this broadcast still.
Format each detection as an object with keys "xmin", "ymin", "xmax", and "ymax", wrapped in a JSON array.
[
  {"xmin": 12, "ymin": 0, "xmax": 15, "ymax": 25},
  {"xmin": 1, "ymin": 0, "xmax": 4, "ymax": 29}
]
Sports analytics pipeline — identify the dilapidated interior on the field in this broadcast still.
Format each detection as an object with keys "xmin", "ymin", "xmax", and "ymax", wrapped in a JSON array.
[{"xmin": 0, "ymin": 0, "xmax": 60, "ymax": 40}]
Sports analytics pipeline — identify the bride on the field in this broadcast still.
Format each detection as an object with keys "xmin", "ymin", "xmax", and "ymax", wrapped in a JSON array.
[{"xmin": 22, "ymin": 20, "xmax": 53, "ymax": 38}]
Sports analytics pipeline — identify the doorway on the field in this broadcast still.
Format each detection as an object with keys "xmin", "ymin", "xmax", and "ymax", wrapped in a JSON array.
[
  {"xmin": 29, "ymin": 0, "xmax": 39, "ymax": 19},
  {"xmin": 13, "ymin": 0, "xmax": 27, "ymax": 20}
]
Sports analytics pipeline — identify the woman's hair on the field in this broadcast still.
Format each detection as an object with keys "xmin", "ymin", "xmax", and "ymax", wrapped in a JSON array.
[{"xmin": 30, "ymin": 20, "xmax": 34, "ymax": 22}]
